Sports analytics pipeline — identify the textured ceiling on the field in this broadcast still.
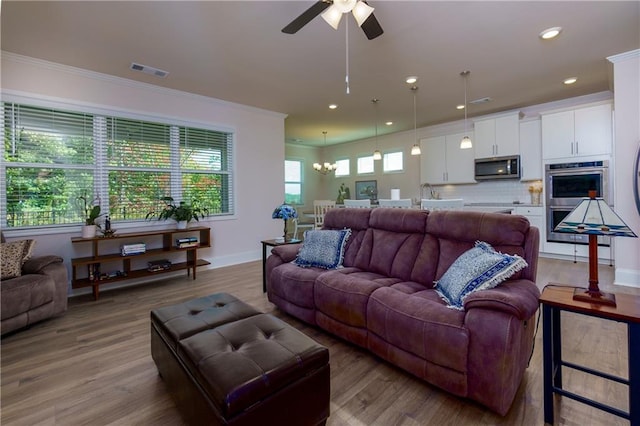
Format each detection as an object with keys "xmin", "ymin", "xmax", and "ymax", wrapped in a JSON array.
[{"xmin": 1, "ymin": 1, "xmax": 639, "ymax": 146}]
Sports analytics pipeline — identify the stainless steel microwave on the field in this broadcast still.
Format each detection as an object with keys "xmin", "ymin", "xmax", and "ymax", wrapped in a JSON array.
[{"xmin": 474, "ymin": 155, "xmax": 520, "ymax": 180}]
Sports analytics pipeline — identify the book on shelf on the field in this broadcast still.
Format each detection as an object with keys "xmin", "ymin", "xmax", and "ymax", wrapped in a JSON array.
[
  {"xmin": 176, "ymin": 242, "xmax": 199, "ymax": 249},
  {"xmin": 176, "ymin": 236, "xmax": 199, "ymax": 248},
  {"xmin": 147, "ymin": 259, "xmax": 172, "ymax": 272},
  {"xmin": 121, "ymin": 242, "xmax": 146, "ymax": 256}
]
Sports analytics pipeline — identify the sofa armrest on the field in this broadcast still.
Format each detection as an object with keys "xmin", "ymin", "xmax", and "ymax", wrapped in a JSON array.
[
  {"xmin": 463, "ymin": 279, "xmax": 540, "ymax": 320},
  {"xmin": 270, "ymin": 244, "xmax": 301, "ymax": 263},
  {"xmin": 22, "ymin": 255, "xmax": 64, "ymax": 275}
]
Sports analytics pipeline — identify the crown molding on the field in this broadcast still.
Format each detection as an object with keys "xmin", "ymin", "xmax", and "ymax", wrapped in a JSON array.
[{"xmin": 607, "ymin": 49, "xmax": 640, "ymax": 63}]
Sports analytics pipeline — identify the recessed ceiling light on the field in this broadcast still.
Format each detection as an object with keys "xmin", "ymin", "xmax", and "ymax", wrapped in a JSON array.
[
  {"xmin": 385, "ymin": 121, "xmax": 393, "ymax": 126},
  {"xmin": 456, "ymin": 104, "xmax": 465, "ymax": 110},
  {"xmin": 405, "ymin": 76, "xmax": 418, "ymax": 84},
  {"xmin": 539, "ymin": 27, "xmax": 562, "ymax": 40},
  {"xmin": 563, "ymin": 77, "xmax": 577, "ymax": 85},
  {"xmin": 329, "ymin": 104, "xmax": 338, "ymax": 109}
]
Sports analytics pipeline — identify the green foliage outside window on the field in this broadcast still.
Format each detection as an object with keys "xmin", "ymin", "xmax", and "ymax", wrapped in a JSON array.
[{"xmin": 2, "ymin": 102, "xmax": 234, "ymax": 228}]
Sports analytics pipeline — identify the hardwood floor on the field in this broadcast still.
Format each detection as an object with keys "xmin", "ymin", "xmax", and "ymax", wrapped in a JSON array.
[{"xmin": 1, "ymin": 257, "xmax": 637, "ymax": 425}]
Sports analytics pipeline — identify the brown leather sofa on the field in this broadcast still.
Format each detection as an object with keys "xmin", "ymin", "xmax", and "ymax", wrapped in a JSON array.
[
  {"xmin": 1, "ymin": 233, "xmax": 68, "ymax": 335},
  {"xmin": 266, "ymin": 208, "xmax": 540, "ymax": 416}
]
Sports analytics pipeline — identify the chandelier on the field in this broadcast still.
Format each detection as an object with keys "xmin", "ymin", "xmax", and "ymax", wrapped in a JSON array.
[{"xmin": 313, "ymin": 131, "xmax": 337, "ymax": 174}]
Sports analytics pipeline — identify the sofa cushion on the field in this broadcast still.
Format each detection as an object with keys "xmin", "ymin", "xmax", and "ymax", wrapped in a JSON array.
[
  {"xmin": 1, "ymin": 239, "xmax": 35, "ymax": 279},
  {"xmin": 1, "ymin": 273, "xmax": 55, "ymax": 320},
  {"xmin": 295, "ymin": 229, "xmax": 351, "ymax": 269},
  {"xmin": 435, "ymin": 241, "xmax": 528, "ymax": 309}
]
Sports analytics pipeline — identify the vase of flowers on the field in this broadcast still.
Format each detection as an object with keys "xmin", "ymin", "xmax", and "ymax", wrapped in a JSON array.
[
  {"xmin": 272, "ymin": 203, "xmax": 298, "ymax": 241},
  {"xmin": 146, "ymin": 197, "xmax": 208, "ymax": 228}
]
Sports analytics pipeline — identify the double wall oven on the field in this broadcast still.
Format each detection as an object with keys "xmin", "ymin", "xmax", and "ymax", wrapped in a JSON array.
[{"xmin": 545, "ymin": 160, "xmax": 611, "ymax": 245}]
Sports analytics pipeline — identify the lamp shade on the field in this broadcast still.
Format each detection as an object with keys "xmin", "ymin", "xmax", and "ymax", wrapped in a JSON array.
[
  {"xmin": 272, "ymin": 203, "xmax": 298, "ymax": 220},
  {"xmin": 555, "ymin": 196, "xmax": 637, "ymax": 238},
  {"xmin": 411, "ymin": 144, "xmax": 421, "ymax": 156},
  {"xmin": 352, "ymin": 1, "xmax": 374, "ymax": 26},
  {"xmin": 460, "ymin": 136, "xmax": 473, "ymax": 150}
]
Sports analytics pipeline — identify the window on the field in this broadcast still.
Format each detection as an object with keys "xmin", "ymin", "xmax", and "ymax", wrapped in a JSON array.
[
  {"xmin": 334, "ymin": 158, "xmax": 350, "ymax": 177},
  {"xmin": 357, "ymin": 155, "xmax": 374, "ymax": 174},
  {"xmin": 284, "ymin": 159, "xmax": 302, "ymax": 205},
  {"xmin": 2, "ymin": 102, "xmax": 234, "ymax": 228},
  {"xmin": 383, "ymin": 151, "xmax": 404, "ymax": 172}
]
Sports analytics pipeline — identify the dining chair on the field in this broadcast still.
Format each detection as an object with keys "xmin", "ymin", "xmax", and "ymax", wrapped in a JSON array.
[
  {"xmin": 292, "ymin": 217, "xmax": 314, "ymax": 240},
  {"xmin": 313, "ymin": 200, "xmax": 336, "ymax": 228},
  {"xmin": 420, "ymin": 198, "xmax": 464, "ymax": 211},
  {"xmin": 344, "ymin": 199, "xmax": 371, "ymax": 208},
  {"xmin": 378, "ymin": 199, "xmax": 412, "ymax": 208}
]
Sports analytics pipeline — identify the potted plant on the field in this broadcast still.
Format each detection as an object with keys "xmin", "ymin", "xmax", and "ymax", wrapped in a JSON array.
[
  {"xmin": 147, "ymin": 197, "xmax": 208, "ymax": 229},
  {"xmin": 77, "ymin": 191, "xmax": 103, "ymax": 238}
]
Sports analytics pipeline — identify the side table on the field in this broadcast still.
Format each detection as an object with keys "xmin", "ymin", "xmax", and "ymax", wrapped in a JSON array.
[
  {"xmin": 261, "ymin": 238, "xmax": 300, "ymax": 293},
  {"xmin": 540, "ymin": 285, "xmax": 640, "ymax": 425}
]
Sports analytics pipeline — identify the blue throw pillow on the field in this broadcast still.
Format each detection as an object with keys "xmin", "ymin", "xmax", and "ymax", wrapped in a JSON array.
[
  {"xmin": 294, "ymin": 229, "xmax": 351, "ymax": 269},
  {"xmin": 435, "ymin": 241, "xmax": 528, "ymax": 310}
]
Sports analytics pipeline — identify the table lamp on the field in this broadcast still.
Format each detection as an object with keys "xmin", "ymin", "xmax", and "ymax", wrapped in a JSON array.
[
  {"xmin": 272, "ymin": 203, "xmax": 298, "ymax": 242},
  {"xmin": 554, "ymin": 190, "xmax": 637, "ymax": 306}
]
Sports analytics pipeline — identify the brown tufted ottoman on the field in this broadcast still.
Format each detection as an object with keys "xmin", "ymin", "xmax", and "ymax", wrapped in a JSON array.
[{"xmin": 151, "ymin": 293, "xmax": 330, "ymax": 425}]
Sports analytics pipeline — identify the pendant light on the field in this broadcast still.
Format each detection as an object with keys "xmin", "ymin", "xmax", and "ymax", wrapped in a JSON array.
[
  {"xmin": 313, "ymin": 131, "xmax": 337, "ymax": 174},
  {"xmin": 460, "ymin": 70, "xmax": 473, "ymax": 150},
  {"xmin": 372, "ymin": 98, "xmax": 382, "ymax": 160},
  {"xmin": 410, "ymin": 84, "xmax": 421, "ymax": 155}
]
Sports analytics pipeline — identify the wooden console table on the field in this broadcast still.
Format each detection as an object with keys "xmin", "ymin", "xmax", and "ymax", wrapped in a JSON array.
[
  {"xmin": 71, "ymin": 227, "xmax": 211, "ymax": 300},
  {"xmin": 540, "ymin": 285, "xmax": 640, "ymax": 425}
]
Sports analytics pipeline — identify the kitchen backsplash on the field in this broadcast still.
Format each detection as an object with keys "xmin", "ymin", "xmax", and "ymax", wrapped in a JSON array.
[{"xmin": 429, "ymin": 180, "xmax": 544, "ymax": 205}]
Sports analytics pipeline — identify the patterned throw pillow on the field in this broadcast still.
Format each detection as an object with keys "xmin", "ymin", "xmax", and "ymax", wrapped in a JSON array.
[
  {"xmin": 294, "ymin": 229, "xmax": 351, "ymax": 269},
  {"xmin": 435, "ymin": 241, "xmax": 528, "ymax": 310},
  {"xmin": 1, "ymin": 239, "xmax": 36, "ymax": 280}
]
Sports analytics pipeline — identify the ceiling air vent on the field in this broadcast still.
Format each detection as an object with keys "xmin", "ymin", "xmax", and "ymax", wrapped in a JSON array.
[
  {"xmin": 130, "ymin": 62, "xmax": 169, "ymax": 78},
  {"xmin": 470, "ymin": 97, "xmax": 492, "ymax": 105}
]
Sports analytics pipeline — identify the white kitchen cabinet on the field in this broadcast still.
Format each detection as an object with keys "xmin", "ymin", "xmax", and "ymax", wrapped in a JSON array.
[
  {"xmin": 420, "ymin": 132, "xmax": 475, "ymax": 185},
  {"xmin": 541, "ymin": 103, "xmax": 612, "ymax": 160},
  {"xmin": 473, "ymin": 113, "xmax": 520, "ymax": 158},
  {"xmin": 515, "ymin": 206, "xmax": 544, "ymax": 251},
  {"xmin": 519, "ymin": 119, "xmax": 542, "ymax": 181}
]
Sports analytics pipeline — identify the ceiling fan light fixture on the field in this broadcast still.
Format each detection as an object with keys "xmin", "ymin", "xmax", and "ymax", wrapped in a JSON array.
[
  {"xmin": 334, "ymin": 0, "xmax": 358, "ymax": 13},
  {"xmin": 321, "ymin": 5, "xmax": 343, "ymax": 30},
  {"xmin": 352, "ymin": 1, "xmax": 374, "ymax": 26}
]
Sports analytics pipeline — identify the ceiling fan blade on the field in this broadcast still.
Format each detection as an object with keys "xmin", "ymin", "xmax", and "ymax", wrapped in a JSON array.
[
  {"xmin": 282, "ymin": 1, "xmax": 332, "ymax": 34},
  {"xmin": 360, "ymin": 13, "xmax": 383, "ymax": 40}
]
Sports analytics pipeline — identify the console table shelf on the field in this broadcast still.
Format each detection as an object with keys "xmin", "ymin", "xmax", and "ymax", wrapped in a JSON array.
[{"xmin": 71, "ymin": 226, "xmax": 211, "ymax": 300}]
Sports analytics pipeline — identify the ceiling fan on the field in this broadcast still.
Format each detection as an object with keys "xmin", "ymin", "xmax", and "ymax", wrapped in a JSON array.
[{"xmin": 282, "ymin": 0, "xmax": 383, "ymax": 40}]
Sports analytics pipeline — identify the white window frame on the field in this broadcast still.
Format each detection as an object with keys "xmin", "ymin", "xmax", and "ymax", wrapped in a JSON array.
[
  {"xmin": 284, "ymin": 158, "xmax": 303, "ymax": 205},
  {"xmin": 357, "ymin": 155, "xmax": 375, "ymax": 175},
  {"xmin": 1, "ymin": 96, "xmax": 235, "ymax": 230},
  {"xmin": 383, "ymin": 150, "xmax": 404, "ymax": 173},
  {"xmin": 334, "ymin": 158, "xmax": 350, "ymax": 177}
]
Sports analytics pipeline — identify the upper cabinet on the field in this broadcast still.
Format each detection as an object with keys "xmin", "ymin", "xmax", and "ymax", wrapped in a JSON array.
[
  {"xmin": 541, "ymin": 103, "xmax": 612, "ymax": 160},
  {"xmin": 473, "ymin": 112, "xmax": 520, "ymax": 158},
  {"xmin": 519, "ymin": 119, "xmax": 542, "ymax": 181},
  {"xmin": 420, "ymin": 132, "xmax": 476, "ymax": 185}
]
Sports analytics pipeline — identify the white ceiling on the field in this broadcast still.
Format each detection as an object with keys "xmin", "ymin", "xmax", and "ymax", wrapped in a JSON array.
[{"xmin": 1, "ymin": 1, "xmax": 639, "ymax": 147}]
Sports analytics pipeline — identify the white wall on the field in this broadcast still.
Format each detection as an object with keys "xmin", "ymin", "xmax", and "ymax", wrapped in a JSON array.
[
  {"xmin": 1, "ymin": 52, "xmax": 287, "ymax": 293},
  {"xmin": 608, "ymin": 50, "xmax": 640, "ymax": 288}
]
